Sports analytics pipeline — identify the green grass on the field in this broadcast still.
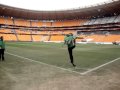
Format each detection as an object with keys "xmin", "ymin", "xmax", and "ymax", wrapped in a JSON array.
[
  {"xmin": 5, "ymin": 42, "xmax": 120, "ymax": 71},
  {"xmin": 0, "ymin": 42, "xmax": 120, "ymax": 90}
]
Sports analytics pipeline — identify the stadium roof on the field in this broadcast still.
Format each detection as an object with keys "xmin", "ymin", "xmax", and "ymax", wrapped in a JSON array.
[
  {"xmin": 0, "ymin": 0, "xmax": 112, "ymax": 11},
  {"xmin": 0, "ymin": 0, "xmax": 120, "ymax": 20}
]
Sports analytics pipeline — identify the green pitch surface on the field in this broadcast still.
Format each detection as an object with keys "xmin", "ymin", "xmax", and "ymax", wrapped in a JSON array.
[
  {"xmin": 0, "ymin": 42, "xmax": 120, "ymax": 90},
  {"xmin": 3, "ymin": 42, "xmax": 120, "ymax": 72},
  {"xmin": 1, "ymin": 42, "xmax": 120, "ymax": 72}
]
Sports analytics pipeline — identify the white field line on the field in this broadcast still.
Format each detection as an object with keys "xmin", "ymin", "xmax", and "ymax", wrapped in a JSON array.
[
  {"xmin": 5, "ymin": 52, "xmax": 120, "ymax": 75},
  {"xmin": 5, "ymin": 52, "xmax": 81, "ymax": 75},
  {"xmin": 80, "ymin": 57, "xmax": 120, "ymax": 75}
]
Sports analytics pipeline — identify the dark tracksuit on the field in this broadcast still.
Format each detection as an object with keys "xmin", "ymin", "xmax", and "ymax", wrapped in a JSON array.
[
  {"xmin": 68, "ymin": 45, "xmax": 75, "ymax": 66},
  {"xmin": 0, "ymin": 40, "xmax": 5, "ymax": 61},
  {"xmin": 65, "ymin": 35, "xmax": 76, "ymax": 67}
]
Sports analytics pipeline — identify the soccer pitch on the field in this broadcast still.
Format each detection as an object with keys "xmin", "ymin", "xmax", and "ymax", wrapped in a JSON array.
[
  {"xmin": 5, "ymin": 42, "xmax": 120, "ymax": 72},
  {"xmin": 0, "ymin": 42, "xmax": 120, "ymax": 90}
]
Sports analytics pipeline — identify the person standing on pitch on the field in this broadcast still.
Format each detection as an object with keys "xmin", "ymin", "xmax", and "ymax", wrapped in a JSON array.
[
  {"xmin": 0, "ymin": 36, "xmax": 5, "ymax": 61},
  {"xmin": 64, "ymin": 33, "xmax": 76, "ymax": 67}
]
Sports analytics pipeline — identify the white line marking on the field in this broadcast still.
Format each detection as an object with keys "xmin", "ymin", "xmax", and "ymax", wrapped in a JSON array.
[
  {"xmin": 5, "ymin": 52, "xmax": 81, "ymax": 75},
  {"xmin": 80, "ymin": 57, "xmax": 120, "ymax": 75},
  {"xmin": 5, "ymin": 52, "xmax": 120, "ymax": 75}
]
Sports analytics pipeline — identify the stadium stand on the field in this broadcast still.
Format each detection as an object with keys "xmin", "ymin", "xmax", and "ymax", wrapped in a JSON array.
[
  {"xmin": 52, "ymin": 19, "xmax": 87, "ymax": 27},
  {"xmin": 0, "ymin": 33, "xmax": 17, "ymax": 41},
  {"xmin": 0, "ymin": 0, "xmax": 120, "ymax": 44},
  {"xmin": 5, "ymin": 17, "xmax": 13, "ymax": 25},
  {"xmin": 14, "ymin": 19, "xmax": 30, "ymax": 27},
  {"xmin": 50, "ymin": 35, "xmax": 64, "ymax": 41},
  {"xmin": 0, "ymin": 15, "xmax": 120, "ymax": 43},
  {"xmin": 0, "ymin": 17, "xmax": 5, "ymax": 24},
  {"xmin": 84, "ymin": 15, "xmax": 120, "ymax": 25},
  {"xmin": 17, "ymin": 34, "xmax": 31, "ymax": 41},
  {"xmin": 32, "ymin": 35, "xmax": 41, "ymax": 41}
]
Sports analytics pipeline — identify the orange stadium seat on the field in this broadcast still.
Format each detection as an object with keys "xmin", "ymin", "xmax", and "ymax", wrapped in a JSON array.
[
  {"xmin": 52, "ymin": 21, "xmax": 63, "ymax": 27},
  {"xmin": 31, "ymin": 21, "xmax": 51, "ymax": 27},
  {"xmin": 32, "ymin": 35, "xmax": 41, "ymax": 41},
  {"xmin": 5, "ymin": 18, "xmax": 13, "ymax": 25},
  {"xmin": 42, "ymin": 22, "xmax": 51, "ymax": 27},
  {"xmin": 15, "ymin": 30, "xmax": 31, "ymax": 34},
  {"xmin": 37, "ymin": 21, "xmax": 43, "ymax": 27},
  {"xmin": 17, "ymin": 35, "xmax": 31, "ymax": 41},
  {"xmin": 52, "ymin": 19, "xmax": 88, "ymax": 27},
  {"xmin": 50, "ymin": 35, "xmax": 64, "ymax": 41},
  {"xmin": 31, "ymin": 21, "xmax": 38, "ymax": 27},
  {"xmin": 0, "ymin": 17, "xmax": 5, "ymax": 24},
  {"xmin": 79, "ymin": 34, "xmax": 120, "ymax": 43},
  {"xmin": 102, "ymin": 35, "xmax": 120, "ymax": 42},
  {"xmin": 0, "ymin": 34, "xmax": 17, "ymax": 41},
  {"xmin": 14, "ymin": 19, "xmax": 30, "ymax": 26},
  {"xmin": 40, "ymin": 35, "xmax": 50, "ymax": 41},
  {"xmin": 0, "ymin": 29, "xmax": 13, "ymax": 33}
]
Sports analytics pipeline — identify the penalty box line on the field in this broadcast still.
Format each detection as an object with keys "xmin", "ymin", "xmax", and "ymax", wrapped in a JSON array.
[
  {"xmin": 5, "ymin": 52, "xmax": 120, "ymax": 75},
  {"xmin": 81, "ymin": 57, "xmax": 120, "ymax": 75},
  {"xmin": 5, "ymin": 52, "xmax": 82, "ymax": 75}
]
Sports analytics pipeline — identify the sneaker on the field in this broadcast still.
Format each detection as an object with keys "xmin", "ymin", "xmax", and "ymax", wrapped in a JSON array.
[{"xmin": 72, "ymin": 63, "xmax": 76, "ymax": 67}]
